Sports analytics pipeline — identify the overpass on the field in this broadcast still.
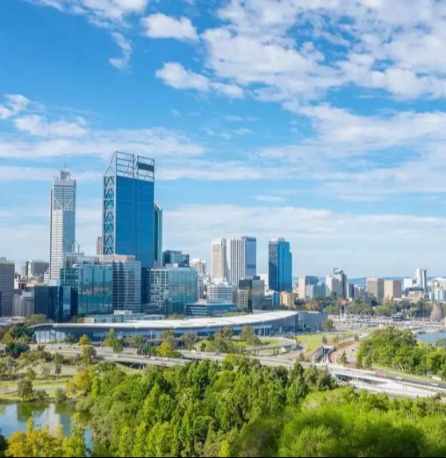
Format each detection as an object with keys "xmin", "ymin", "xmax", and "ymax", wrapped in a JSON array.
[{"xmin": 41, "ymin": 345, "xmax": 446, "ymax": 399}]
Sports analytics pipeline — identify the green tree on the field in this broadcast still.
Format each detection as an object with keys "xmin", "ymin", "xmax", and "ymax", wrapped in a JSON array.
[
  {"xmin": 81, "ymin": 345, "xmax": 96, "ymax": 366},
  {"xmin": 25, "ymin": 367, "xmax": 36, "ymax": 381},
  {"xmin": 54, "ymin": 388, "xmax": 67, "ymax": 403},
  {"xmin": 223, "ymin": 327, "xmax": 234, "ymax": 340},
  {"xmin": 0, "ymin": 433, "xmax": 6, "ymax": 457},
  {"xmin": 78, "ymin": 335, "xmax": 91, "ymax": 346},
  {"xmin": 339, "ymin": 351, "xmax": 348, "ymax": 366},
  {"xmin": 323, "ymin": 318, "xmax": 335, "ymax": 332},
  {"xmin": 25, "ymin": 314, "xmax": 47, "ymax": 326},
  {"xmin": 17, "ymin": 378, "xmax": 33, "ymax": 401},
  {"xmin": 63, "ymin": 417, "xmax": 86, "ymax": 457},
  {"xmin": 67, "ymin": 370, "xmax": 92, "ymax": 396},
  {"xmin": 181, "ymin": 332, "xmax": 199, "ymax": 350}
]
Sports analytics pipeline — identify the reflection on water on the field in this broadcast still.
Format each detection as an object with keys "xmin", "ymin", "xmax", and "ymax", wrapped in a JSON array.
[{"xmin": 0, "ymin": 402, "xmax": 92, "ymax": 447}]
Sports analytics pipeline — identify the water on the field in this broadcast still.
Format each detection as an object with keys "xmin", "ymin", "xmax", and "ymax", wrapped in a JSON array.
[
  {"xmin": 0, "ymin": 402, "xmax": 92, "ymax": 445},
  {"xmin": 418, "ymin": 331, "xmax": 446, "ymax": 346}
]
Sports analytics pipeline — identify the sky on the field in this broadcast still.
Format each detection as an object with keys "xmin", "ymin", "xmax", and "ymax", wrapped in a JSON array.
[{"xmin": 2, "ymin": 0, "xmax": 446, "ymax": 277}]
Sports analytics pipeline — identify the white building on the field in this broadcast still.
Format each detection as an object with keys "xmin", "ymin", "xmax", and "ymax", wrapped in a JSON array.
[
  {"xmin": 191, "ymin": 259, "xmax": 207, "ymax": 277},
  {"xmin": 414, "ymin": 268, "xmax": 427, "ymax": 292},
  {"xmin": 227, "ymin": 236, "xmax": 256, "ymax": 286},
  {"xmin": 325, "ymin": 275, "xmax": 342, "ymax": 298},
  {"xmin": 50, "ymin": 169, "xmax": 76, "ymax": 280},
  {"xmin": 211, "ymin": 238, "xmax": 228, "ymax": 283},
  {"xmin": 207, "ymin": 282, "xmax": 236, "ymax": 302}
]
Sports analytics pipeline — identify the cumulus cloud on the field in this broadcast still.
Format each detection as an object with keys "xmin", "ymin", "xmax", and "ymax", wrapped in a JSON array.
[{"xmin": 142, "ymin": 13, "xmax": 198, "ymax": 41}]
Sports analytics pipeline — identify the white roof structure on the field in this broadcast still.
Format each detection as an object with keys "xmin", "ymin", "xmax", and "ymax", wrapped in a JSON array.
[{"xmin": 41, "ymin": 311, "xmax": 299, "ymax": 331}]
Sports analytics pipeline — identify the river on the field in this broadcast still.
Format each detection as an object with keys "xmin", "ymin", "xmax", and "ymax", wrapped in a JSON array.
[{"xmin": 418, "ymin": 331, "xmax": 446, "ymax": 346}]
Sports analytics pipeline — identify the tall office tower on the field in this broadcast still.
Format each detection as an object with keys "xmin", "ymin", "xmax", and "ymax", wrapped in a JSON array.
[
  {"xmin": 96, "ymin": 237, "xmax": 103, "ymax": 256},
  {"xmin": 211, "ymin": 238, "xmax": 228, "ymax": 282},
  {"xmin": 325, "ymin": 275, "xmax": 342, "ymax": 298},
  {"xmin": 366, "ymin": 277, "xmax": 385, "ymax": 302},
  {"xmin": 50, "ymin": 169, "xmax": 76, "ymax": 280},
  {"xmin": 268, "ymin": 238, "xmax": 292, "ymax": 292},
  {"xmin": 333, "ymin": 268, "xmax": 348, "ymax": 299},
  {"xmin": 207, "ymin": 282, "xmax": 236, "ymax": 302},
  {"xmin": 103, "ymin": 152, "xmax": 155, "ymax": 268},
  {"xmin": 0, "ymin": 258, "xmax": 15, "ymax": 316},
  {"xmin": 238, "ymin": 276, "xmax": 265, "ymax": 311},
  {"xmin": 13, "ymin": 292, "xmax": 34, "ymax": 318},
  {"xmin": 228, "ymin": 236, "xmax": 257, "ymax": 286},
  {"xmin": 414, "ymin": 268, "xmax": 427, "ymax": 291},
  {"xmin": 162, "ymin": 250, "xmax": 190, "ymax": 267},
  {"xmin": 191, "ymin": 259, "xmax": 207, "ymax": 277},
  {"xmin": 384, "ymin": 280, "xmax": 403, "ymax": 300},
  {"xmin": 154, "ymin": 202, "xmax": 163, "ymax": 267}
]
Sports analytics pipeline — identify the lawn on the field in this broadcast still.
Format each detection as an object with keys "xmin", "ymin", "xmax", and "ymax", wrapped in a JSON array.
[{"xmin": 297, "ymin": 332, "xmax": 357, "ymax": 356}]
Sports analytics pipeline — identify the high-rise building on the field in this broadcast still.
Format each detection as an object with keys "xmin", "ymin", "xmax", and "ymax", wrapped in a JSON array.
[
  {"xmin": 50, "ymin": 169, "xmax": 76, "ymax": 280},
  {"xmin": 414, "ymin": 268, "xmax": 427, "ymax": 292},
  {"xmin": 333, "ymin": 268, "xmax": 348, "ymax": 299},
  {"xmin": 211, "ymin": 238, "xmax": 228, "ymax": 282},
  {"xmin": 149, "ymin": 267, "xmax": 198, "ymax": 315},
  {"xmin": 238, "ymin": 276, "xmax": 265, "ymax": 311},
  {"xmin": 103, "ymin": 152, "xmax": 155, "ymax": 268},
  {"xmin": 366, "ymin": 277, "xmax": 385, "ymax": 302},
  {"xmin": 298, "ymin": 276, "xmax": 319, "ymax": 299},
  {"xmin": 228, "ymin": 236, "xmax": 257, "ymax": 286},
  {"xmin": 306, "ymin": 283, "xmax": 326, "ymax": 300},
  {"xmin": 325, "ymin": 275, "xmax": 342, "ymax": 298},
  {"xmin": 60, "ymin": 255, "xmax": 142, "ymax": 315},
  {"xmin": 27, "ymin": 260, "xmax": 49, "ymax": 280},
  {"xmin": 96, "ymin": 237, "xmax": 103, "ymax": 256},
  {"xmin": 0, "ymin": 258, "xmax": 15, "ymax": 316},
  {"xmin": 162, "ymin": 250, "xmax": 190, "ymax": 267},
  {"xmin": 154, "ymin": 202, "xmax": 163, "ymax": 267},
  {"xmin": 268, "ymin": 238, "xmax": 292, "ymax": 292},
  {"xmin": 384, "ymin": 280, "xmax": 402, "ymax": 301},
  {"xmin": 191, "ymin": 259, "xmax": 207, "ymax": 277}
]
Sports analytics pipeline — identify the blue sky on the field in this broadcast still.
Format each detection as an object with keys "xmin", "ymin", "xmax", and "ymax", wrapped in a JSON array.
[{"xmin": 2, "ymin": 0, "xmax": 446, "ymax": 277}]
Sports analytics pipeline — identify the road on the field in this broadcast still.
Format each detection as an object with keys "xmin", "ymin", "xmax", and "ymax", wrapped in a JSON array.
[{"xmin": 38, "ymin": 344, "xmax": 446, "ymax": 398}]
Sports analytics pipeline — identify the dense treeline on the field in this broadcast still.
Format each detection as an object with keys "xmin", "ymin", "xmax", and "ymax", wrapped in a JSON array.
[
  {"xmin": 63, "ymin": 358, "xmax": 446, "ymax": 457},
  {"xmin": 357, "ymin": 327, "xmax": 446, "ymax": 376}
]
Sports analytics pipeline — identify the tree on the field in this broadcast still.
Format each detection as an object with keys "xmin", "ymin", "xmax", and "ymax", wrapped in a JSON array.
[
  {"xmin": 54, "ymin": 388, "xmax": 67, "ymax": 403},
  {"xmin": 322, "ymin": 336, "xmax": 328, "ymax": 345},
  {"xmin": 78, "ymin": 335, "xmax": 91, "ymax": 346},
  {"xmin": 26, "ymin": 314, "xmax": 47, "ymax": 326},
  {"xmin": 339, "ymin": 351, "xmax": 348, "ymax": 366},
  {"xmin": 25, "ymin": 367, "xmax": 36, "ymax": 381},
  {"xmin": 0, "ymin": 432, "xmax": 6, "ymax": 457},
  {"xmin": 181, "ymin": 333, "xmax": 199, "ymax": 350},
  {"xmin": 323, "ymin": 318, "xmax": 335, "ymax": 332},
  {"xmin": 67, "ymin": 370, "xmax": 92, "ymax": 396},
  {"xmin": 17, "ymin": 378, "xmax": 33, "ymax": 401},
  {"xmin": 63, "ymin": 416, "xmax": 86, "ymax": 457},
  {"xmin": 81, "ymin": 345, "xmax": 96, "ymax": 366},
  {"xmin": 53, "ymin": 353, "xmax": 64, "ymax": 377},
  {"xmin": 40, "ymin": 364, "xmax": 51, "ymax": 379},
  {"xmin": 161, "ymin": 330, "xmax": 177, "ymax": 348},
  {"xmin": 223, "ymin": 327, "xmax": 234, "ymax": 340}
]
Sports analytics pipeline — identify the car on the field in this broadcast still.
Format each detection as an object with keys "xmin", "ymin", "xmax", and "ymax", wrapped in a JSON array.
[
  {"xmin": 396, "ymin": 376, "xmax": 404, "ymax": 381},
  {"xmin": 431, "ymin": 382, "xmax": 439, "ymax": 387}
]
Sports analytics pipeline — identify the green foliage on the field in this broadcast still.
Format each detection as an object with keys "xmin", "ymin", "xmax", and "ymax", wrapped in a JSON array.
[
  {"xmin": 2, "ymin": 324, "xmax": 34, "ymax": 345},
  {"xmin": 339, "ymin": 351, "xmax": 348, "ymax": 366},
  {"xmin": 181, "ymin": 332, "xmax": 199, "ymax": 350},
  {"xmin": 5, "ymin": 343, "xmax": 30, "ymax": 358},
  {"xmin": 323, "ymin": 318, "xmax": 335, "ymax": 332},
  {"xmin": 81, "ymin": 345, "xmax": 96, "ymax": 366},
  {"xmin": 103, "ymin": 328, "xmax": 123, "ymax": 353},
  {"xmin": 356, "ymin": 327, "xmax": 446, "ymax": 376},
  {"xmin": 78, "ymin": 335, "xmax": 91, "ymax": 346},
  {"xmin": 55, "ymin": 388, "xmax": 67, "ymax": 403},
  {"xmin": 25, "ymin": 314, "xmax": 47, "ymax": 326},
  {"xmin": 239, "ymin": 325, "xmax": 261, "ymax": 345},
  {"xmin": 17, "ymin": 378, "xmax": 33, "ymax": 401},
  {"xmin": 0, "ymin": 432, "xmax": 6, "ymax": 457}
]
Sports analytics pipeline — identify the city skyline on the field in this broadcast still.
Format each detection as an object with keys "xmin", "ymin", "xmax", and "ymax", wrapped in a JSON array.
[{"xmin": 3, "ymin": 1, "xmax": 446, "ymax": 276}]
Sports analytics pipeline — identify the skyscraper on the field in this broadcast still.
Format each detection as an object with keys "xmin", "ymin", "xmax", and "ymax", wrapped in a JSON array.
[
  {"xmin": 414, "ymin": 268, "xmax": 427, "ymax": 292},
  {"xmin": 191, "ymin": 259, "xmax": 207, "ymax": 277},
  {"xmin": 366, "ymin": 277, "xmax": 385, "ymax": 302},
  {"xmin": 103, "ymin": 152, "xmax": 155, "ymax": 268},
  {"xmin": 268, "ymin": 238, "xmax": 292, "ymax": 292},
  {"xmin": 154, "ymin": 202, "xmax": 163, "ymax": 267},
  {"xmin": 0, "ymin": 258, "xmax": 15, "ymax": 316},
  {"xmin": 50, "ymin": 169, "xmax": 76, "ymax": 280},
  {"xmin": 162, "ymin": 250, "xmax": 190, "ymax": 267},
  {"xmin": 333, "ymin": 268, "xmax": 348, "ymax": 299},
  {"xmin": 211, "ymin": 238, "xmax": 228, "ymax": 282},
  {"xmin": 228, "ymin": 236, "xmax": 257, "ymax": 285},
  {"xmin": 96, "ymin": 237, "xmax": 103, "ymax": 256}
]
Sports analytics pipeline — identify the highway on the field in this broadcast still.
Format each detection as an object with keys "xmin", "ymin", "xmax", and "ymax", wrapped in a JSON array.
[{"xmin": 39, "ymin": 344, "xmax": 446, "ymax": 399}]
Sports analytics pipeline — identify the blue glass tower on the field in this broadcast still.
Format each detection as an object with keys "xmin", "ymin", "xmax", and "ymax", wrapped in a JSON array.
[
  {"xmin": 268, "ymin": 238, "xmax": 292, "ymax": 292},
  {"xmin": 103, "ymin": 152, "xmax": 155, "ymax": 268}
]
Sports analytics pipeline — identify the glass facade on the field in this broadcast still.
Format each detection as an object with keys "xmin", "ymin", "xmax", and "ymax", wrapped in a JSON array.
[
  {"xmin": 154, "ymin": 202, "xmax": 163, "ymax": 266},
  {"xmin": 269, "ymin": 239, "xmax": 292, "ymax": 293},
  {"xmin": 103, "ymin": 153, "xmax": 155, "ymax": 269},
  {"xmin": 77, "ymin": 264, "xmax": 113, "ymax": 315}
]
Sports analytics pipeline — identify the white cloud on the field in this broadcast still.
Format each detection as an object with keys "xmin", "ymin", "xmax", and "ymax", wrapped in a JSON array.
[
  {"xmin": 14, "ymin": 115, "xmax": 88, "ymax": 137},
  {"xmin": 156, "ymin": 62, "xmax": 243, "ymax": 98},
  {"xmin": 141, "ymin": 13, "xmax": 198, "ymax": 41},
  {"xmin": 109, "ymin": 32, "xmax": 132, "ymax": 69},
  {"xmin": 0, "ymin": 94, "xmax": 30, "ymax": 119}
]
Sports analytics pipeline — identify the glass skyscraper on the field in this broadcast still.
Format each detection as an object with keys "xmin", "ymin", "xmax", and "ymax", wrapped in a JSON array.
[
  {"xmin": 154, "ymin": 202, "xmax": 163, "ymax": 267},
  {"xmin": 50, "ymin": 169, "xmax": 76, "ymax": 280},
  {"xmin": 268, "ymin": 238, "xmax": 292, "ymax": 292},
  {"xmin": 103, "ymin": 152, "xmax": 155, "ymax": 268}
]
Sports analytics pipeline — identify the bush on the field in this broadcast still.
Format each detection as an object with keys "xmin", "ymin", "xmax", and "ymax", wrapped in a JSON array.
[
  {"xmin": 33, "ymin": 390, "xmax": 48, "ymax": 401},
  {"xmin": 54, "ymin": 388, "xmax": 67, "ymax": 403}
]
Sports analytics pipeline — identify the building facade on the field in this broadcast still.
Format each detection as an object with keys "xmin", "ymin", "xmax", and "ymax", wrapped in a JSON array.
[
  {"xmin": 238, "ymin": 276, "xmax": 265, "ymax": 311},
  {"xmin": 384, "ymin": 280, "xmax": 403, "ymax": 301},
  {"xmin": 162, "ymin": 250, "xmax": 190, "ymax": 267},
  {"xmin": 207, "ymin": 282, "xmax": 236, "ymax": 302},
  {"xmin": 0, "ymin": 258, "xmax": 15, "ymax": 317},
  {"xmin": 211, "ymin": 238, "xmax": 228, "ymax": 283},
  {"xmin": 96, "ymin": 237, "xmax": 103, "ymax": 256},
  {"xmin": 50, "ymin": 169, "xmax": 76, "ymax": 280},
  {"xmin": 190, "ymin": 259, "xmax": 207, "ymax": 277},
  {"xmin": 149, "ymin": 267, "xmax": 198, "ymax": 315},
  {"xmin": 103, "ymin": 152, "xmax": 155, "ymax": 269},
  {"xmin": 154, "ymin": 202, "xmax": 163, "ymax": 267},
  {"xmin": 298, "ymin": 276, "xmax": 320, "ymax": 300},
  {"xmin": 268, "ymin": 238, "xmax": 292, "ymax": 292},
  {"xmin": 366, "ymin": 277, "xmax": 385, "ymax": 302},
  {"xmin": 228, "ymin": 236, "xmax": 257, "ymax": 286},
  {"xmin": 13, "ymin": 292, "xmax": 34, "ymax": 318},
  {"xmin": 414, "ymin": 268, "xmax": 427, "ymax": 292},
  {"xmin": 27, "ymin": 261, "xmax": 49, "ymax": 280}
]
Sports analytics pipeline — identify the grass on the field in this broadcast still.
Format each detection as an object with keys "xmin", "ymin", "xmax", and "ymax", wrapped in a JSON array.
[{"xmin": 297, "ymin": 332, "xmax": 357, "ymax": 356}]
